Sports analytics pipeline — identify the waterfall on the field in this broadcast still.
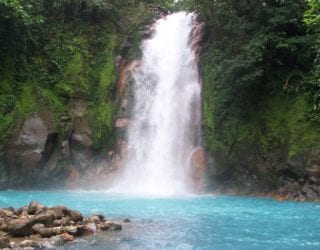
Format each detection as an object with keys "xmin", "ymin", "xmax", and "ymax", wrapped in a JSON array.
[{"xmin": 113, "ymin": 12, "xmax": 202, "ymax": 196}]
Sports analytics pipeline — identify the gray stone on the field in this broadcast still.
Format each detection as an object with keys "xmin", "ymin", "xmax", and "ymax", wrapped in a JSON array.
[
  {"xmin": 7, "ymin": 210, "xmax": 54, "ymax": 236},
  {"xmin": 28, "ymin": 201, "xmax": 47, "ymax": 215},
  {"xmin": 7, "ymin": 219, "xmax": 34, "ymax": 236},
  {"xmin": 49, "ymin": 206, "xmax": 83, "ymax": 221},
  {"xmin": 308, "ymin": 176, "xmax": 319, "ymax": 184},
  {"xmin": 89, "ymin": 215, "xmax": 102, "ymax": 223},
  {"xmin": 16, "ymin": 206, "xmax": 28, "ymax": 215},
  {"xmin": 307, "ymin": 164, "xmax": 320, "ymax": 177},
  {"xmin": 49, "ymin": 206, "xmax": 68, "ymax": 219},
  {"xmin": 77, "ymin": 223, "xmax": 96, "ymax": 236},
  {"xmin": 302, "ymin": 185, "xmax": 319, "ymax": 200},
  {"xmin": 100, "ymin": 221, "xmax": 122, "ymax": 231},
  {"xmin": 69, "ymin": 210, "xmax": 83, "ymax": 222},
  {"xmin": 4, "ymin": 114, "xmax": 61, "ymax": 188},
  {"xmin": 49, "ymin": 235, "xmax": 64, "ymax": 247},
  {"xmin": 32, "ymin": 210, "xmax": 55, "ymax": 226},
  {"xmin": 19, "ymin": 240, "xmax": 40, "ymax": 248},
  {"xmin": 0, "ymin": 209, "xmax": 15, "ymax": 218},
  {"xmin": 64, "ymin": 226, "xmax": 78, "ymax": 236},
  {"xmin": 123, "ymin": 218, "xmax": 131, "ymax": 223},
  {"xmin": 32, "ymin": 223, "xmax": 45, "ymax": 233},
  {"xmin": 59, "ymin": 232, "xmax": 74, "ymax": 242},
  {"xmin": 38, "ymin": 227, "xmax": 57, "ymax": 238}
]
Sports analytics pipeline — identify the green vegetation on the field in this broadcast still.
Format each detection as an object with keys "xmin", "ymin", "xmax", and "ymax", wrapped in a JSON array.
[
  {"xmin": 15, "ymin": 85, "xmax": 37, "ymax": 117},
  {"xmin": 55, "ymin": 52, "xmax": 90, "ymax": 98},
  {"xmin": 304, "ymin": 0, "xmax": 320, "ymax": 128},
  {"xmin": 186, "ymin": 0, "xmax": 320, "ymax": 186},
  {"xmin": 0, "ymin": 0, "xmax": 171, "ymax": 147}
]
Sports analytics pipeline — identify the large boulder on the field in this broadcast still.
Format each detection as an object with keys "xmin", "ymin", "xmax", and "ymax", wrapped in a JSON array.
[
  {"xmin": 7, "ymin": 219, "xmax": 34, "ymax": 236},
  {"xmin": 100, "ymin": 221, "xmax": 122, "ymax": 231},
  {"xmin": 28, "ymin": 201, "xmax": 47, "ymax": 215},
  {"xmin": 32, "ymin": 223, "xmax": 45, "ymax": 233},
  {"xmin": 7, "ymin": 210, "xmax": 55, "ymax": 237},
  {"xmin": 77, "ymin": 223, "xmax": 97, "ymax": 236},
  {"xmin": 32, "ymin": 210, "xmax": 55, "ymax": 226},
  {"xmin": 59, "ymin": 232, "xmax": 74, "ymax": 242},
  {"xmin": 6, "ymin": 117, "xmax": 48, "ymax": 167},
  {"xmin": 5, "ymin": 115, "xmax": 58, "ymax": 188},
  {"xmin": 49, "ymin": 206, "xmax": 83, "ymax": 222},
  {"xmin": 306, "ymin": 164, "xmax": 320, "ymax": 177},
  {"xmin": 38, "ymin": 227, "xmax": 62, "ymax": 238},
  {"xmin": 0, "ymin": 209, "xmax": 15, "ymax": 218},
  {"xmin": 19, "ymin": 239, "xmax": 40, "ymax": 248}
]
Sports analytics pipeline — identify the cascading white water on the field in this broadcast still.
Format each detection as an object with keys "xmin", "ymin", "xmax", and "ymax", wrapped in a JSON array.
[{"xmin": 113, "ymin": 12, "xmax": 202, "ymax": 196}]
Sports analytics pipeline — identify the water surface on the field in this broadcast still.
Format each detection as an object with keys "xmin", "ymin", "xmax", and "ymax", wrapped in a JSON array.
[{"xmin": 0, "ymin": 191, "xmax": 319, "ymax": 249}]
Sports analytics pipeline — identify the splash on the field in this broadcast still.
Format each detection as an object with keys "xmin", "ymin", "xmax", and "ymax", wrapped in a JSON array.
[{"xmin": 113, "ymin": 12, "xmax": 202, "ymax": 196}]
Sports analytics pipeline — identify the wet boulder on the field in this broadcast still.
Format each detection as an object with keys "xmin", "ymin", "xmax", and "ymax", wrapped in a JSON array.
[
  {"xmin": 7, "ymin": 219, "xmax": 34, "ymax": 236},
  {"xmin": 69, "ymin": 210, "xmax": 83, "ymax": 222},
  {"xmin": 38, "ymin": 227, "xmax": 62, "ymax": 238},
  {"xmin": 32, "ymin": 223, "xmax": 45, "ymax": 233},
  {"xmin": 28, "ymin": 201, "xmax": 47, "ymax": 215},
  {"xmin": 0, "ymin": 209, "xmax": 15, "ymax": 219},
  {"xmin": 100, "ymin": 221, "xmax": 122, "ymax": 231},
  {"xmin": 123, "ymin": 218, "xmax": 131, "ymax": 223},
  {"xmin": 16, "ymin": 206, "xmax": 29, "ymax": 216},
  {"xmin": 7, "ymin": 210, "xmax": 55, "ymax": 236},
  {"xmin": 48, "ymin": 235, "xmax": 64, "ymax": 247},
  {"xmin": 32, "ymin": 210, "xmax": 55, "ymax": 226},
  {"xmin": 19, "ymin": 239, "xmax": 40, "ymax": 248},
  {"xmin": 77, "ymin": 223, "xmax": 96, "ymax": 236},
  {"xmin": 49, "ymin": 206, "xmax": 83, "ymax": 222},
  {"xmin": 59, "ymin": 232, "xmax": 74, "ymax": 242},
  {"xmin": 64, "ymin": 226, "xmax": 78, "ymax": 236},
  {"xmin": 88, "ymin": 215, "xmax": 103, "ymax": 223}
]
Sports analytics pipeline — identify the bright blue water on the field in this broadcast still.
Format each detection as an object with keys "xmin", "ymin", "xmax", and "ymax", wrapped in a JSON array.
[{"xmin": 0, "ymin": 191, "xmax": 320, "ymax": 250}]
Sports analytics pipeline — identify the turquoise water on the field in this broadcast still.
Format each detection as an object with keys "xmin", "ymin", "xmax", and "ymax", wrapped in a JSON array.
[{"xmin": 0, "ymin": 191, "xmax": 320, "ymax": 249}]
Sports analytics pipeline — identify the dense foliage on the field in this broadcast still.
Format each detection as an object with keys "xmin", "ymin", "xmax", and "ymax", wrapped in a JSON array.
[
  {"xmin": 186, "ymin": 0, "xmax": 320, "ymax": 187},
  {"xmin": 0, "ymin": 0, "xmax": 172, "ymax": 148},
  {"xmin": 304, "ymin": 0, "xmax": 320, "ymax": 127}
]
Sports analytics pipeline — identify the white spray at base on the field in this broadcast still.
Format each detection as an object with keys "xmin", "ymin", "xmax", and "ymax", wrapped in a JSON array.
[{"xmin": 112, "ymin": 12, "xmax": 202, "ymax": 196}]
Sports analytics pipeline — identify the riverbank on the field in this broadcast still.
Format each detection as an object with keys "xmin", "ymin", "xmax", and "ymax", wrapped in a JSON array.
[
  {"xmin": 0, "ymin": 201, "xmax": 125, "ymax": 249},
  {"xmin": 211, "ymin": 183, "xmax": 320, "ymax": 202}
]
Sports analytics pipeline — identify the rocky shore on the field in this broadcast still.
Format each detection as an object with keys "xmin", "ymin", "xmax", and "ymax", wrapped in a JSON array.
[
  {"xmin": 0, "ymin": 201, "xmax": 125, "ymax": 249},
  {"xmin": 211, "ymin": 176, "xmax": 320, "ymax": 202}
]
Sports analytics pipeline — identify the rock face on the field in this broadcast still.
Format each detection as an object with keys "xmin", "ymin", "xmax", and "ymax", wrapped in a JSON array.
[
  {"xmin": 0, "ymin": 201, "xmax": 123, "ymax": 248},
  {"xmin": 209, "ymin": 146, "xmax": 320, "ymax": 201},
  {"xmin": 70, "ymin": 117, "xmax": 93, "ymax": 171},
  {"xmin": 2, "ymin": 100, "xmax": 117, "ymax": 189},
  {"xmin": 190, "ymin": 147, "xmax": 207, "ymax": 191},
  {"xmin": 5, "ymin": 116, "xmax": 50, "ymax": 187}
]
